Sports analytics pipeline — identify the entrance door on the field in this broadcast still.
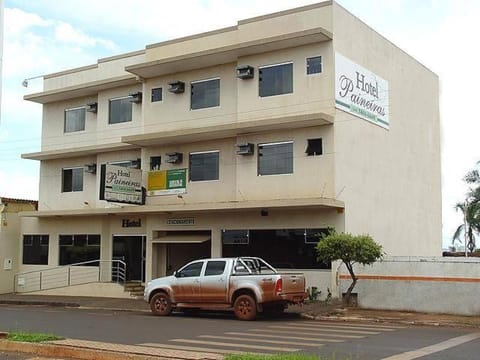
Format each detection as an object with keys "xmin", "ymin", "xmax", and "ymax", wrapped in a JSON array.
[
  {"xmin": 166, "ymin": 240, "xmax": 211, "ymax": 276},
  {"xmin": 113, "ymin": 235, "xmax": 146, "ymax": 282}
]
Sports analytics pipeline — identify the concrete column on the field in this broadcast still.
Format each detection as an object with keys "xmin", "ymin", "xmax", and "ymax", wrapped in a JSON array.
[{"xmin": 211, "ymin": 228, "xmax": 222, "ymax": 258}]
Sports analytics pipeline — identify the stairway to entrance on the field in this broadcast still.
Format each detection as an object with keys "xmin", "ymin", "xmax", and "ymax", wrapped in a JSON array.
[{"xmin": 124, "ymin": 282, "xmax": 145, "ymax": 298}]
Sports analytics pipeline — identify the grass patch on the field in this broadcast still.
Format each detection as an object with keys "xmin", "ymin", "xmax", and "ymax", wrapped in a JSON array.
[
  {"xmin": 7, "ymin": 332, "xmax": 64, "ymax": 343},
  {"xmin": 225, "ymin": 354, "xmax": 350, "ymax": 360}
]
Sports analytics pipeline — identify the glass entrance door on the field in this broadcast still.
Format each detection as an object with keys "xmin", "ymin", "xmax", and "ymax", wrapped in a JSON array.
[{"xmin": 113, "ymin": 235, "xmax": 146, "ymax": 282}]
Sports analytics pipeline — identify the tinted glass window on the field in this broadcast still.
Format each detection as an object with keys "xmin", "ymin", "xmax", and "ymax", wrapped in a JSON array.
[
  {"xmin": 222, "ymin": 229, "xmax": 331, "ymax": 269},
  {"xmin": 22, "ymin": 235, "xmax": 49, "ymax": 265},
  {"xmin": 178, "ymin": 262, "xmax": 203, "ymax": 277},
  {"xmin": 151, "ymin": 88, "xmax": 162, "ymax": 102},
  {"xmin": 189, "ymin": 151, "xmax": 219, "ymax": 181},
  {"xmin": 64, "ymin": 108, "xmax": 85, "ymax": 133},
  {"xmin": 258, "ymin": 142, "xmax": 293, "ymax": 175},
  {"xmin": 109, "ymin": 97, "xmax": 132, "ymax": 124},
  {"xmin": 62, "ymin": 168, "xmax": 84, "ymax": 192},
  {"xmin": 191, "ymin": 79, "xmax": 220, "ymax": 110},
  {"xmin": 307, "ymin": 56, "xmax": 322, "ymax": 75},
  {"xmin": 259, "ymin": 63, "xmax": 293, "ymax": 97},
  {"xmin": 205, "ymin": 261, "xmax": 226, "ymax": 276},
  {"xmin": 59, "ymin": 234, "xmax": 100, "ymax": 265}
]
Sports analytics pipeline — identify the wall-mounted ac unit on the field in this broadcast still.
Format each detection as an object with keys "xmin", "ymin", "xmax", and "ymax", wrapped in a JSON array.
[
  {"xmin": 168, "ymin": 81, "xmax": 185, "ymax": 94},
  {"xmin": 130, "ymin": 158, "xmax": 141, "ymax": 169},
  {"xmin": 86, "ymin": 102, "xmax": 98, "ymax": 113},
  {"xmin": 129, "ymin": 91, "xmax": 143, "ymax": 103},
  {"xmin": 236, "ymin": 65, "xmax": 254, "ymax": 79},
  {"xmin": 84, "ymin": 163, "xmax": 97, "ymax": 174},
  {"xmin": 236, "ymin": 143, "xmax": 254, "ymax": 155},
  {"xmin": 166, "ymin": 152, "xmax": 183, "ymax": 164}
]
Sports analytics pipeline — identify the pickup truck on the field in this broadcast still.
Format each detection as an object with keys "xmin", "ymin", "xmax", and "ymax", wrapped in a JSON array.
[{"xmin": 144, "ymin": 257, "xmax": 307, "ymax": 320}]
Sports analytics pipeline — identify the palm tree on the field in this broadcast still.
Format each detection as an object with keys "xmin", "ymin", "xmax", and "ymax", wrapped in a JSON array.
[{"xmin": 453, "ymin": 201, "xmax": 480, "ymax": 253}]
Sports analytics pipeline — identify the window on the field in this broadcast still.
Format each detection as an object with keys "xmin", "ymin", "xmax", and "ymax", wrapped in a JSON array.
[
  {"xmin": 222, "ymin": 229, "xmax": 331, "ymax": 269},
  {"xmin": 109, "ymin": 97, "xmax": 132, "ymax": 124},
  {"xmin": 205, "ymin": 261, "xmax": 226, "ymax": 276},
  {"xmin": 59, "ymin": 234, "xmax": 100, "ymax": 265},
  {"xmin": 307, "ymin": 56, "xmax": 322, "ymax": 75},
  {"xmin": 189, "ymin": 151, "xmax": 219, "ymax": 181},
  {"xmin": 62, "ymin": 167, "xmax": 84, "ymax": 192},
  {"xmin": 258, "ymin": 141, "xmax": 293, "ymax": 176},
  {"xmin": 22, "ymin": 235, "xmax": 49, "ymax": 265},
  {"xmin": 64, "ymin": 107, "xmax": 85, "ymax": 133},
  {"xmin": 150, "ymin": 156, "xmax": 161, "ymax": 170},
  {"xmin": 191, "ymin": 78, "xmax": 220, "ymax": 110},
  {"xmin": 151, "ymin": 87, "xmax": 162, "ymax": 102},
  {"xmin": 259, "ymin": 62, "xmax": 293, "ymax": 97},
  {"xmin": 177, "ymin": 262, "xmax": 203, "ymax": 278},
  {"xmin": 306, "ymin": 138, "xmax": 323, "ymax": 156},
  {"xmin": 222, "ymin": 230, "xmax": 249, "ymax": 245}
]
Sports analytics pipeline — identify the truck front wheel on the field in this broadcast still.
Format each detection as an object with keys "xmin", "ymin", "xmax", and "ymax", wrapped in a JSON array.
[
  {"xmin": 234, "ymin": 294, "xmax": 257, "ymax": 320},
  {"xmin": 150, "ymin": 292, "xmax": 172, "ymax": 316}
]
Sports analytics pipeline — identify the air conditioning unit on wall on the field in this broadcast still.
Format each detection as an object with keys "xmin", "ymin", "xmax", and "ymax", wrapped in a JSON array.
[
  {"xmin": 236, "ymin": 143, "xmax": 254, "ymax": 155},
  {"xmin": 168, "ymin": 81, "xmax": 185, "ymax": 94},
  {"xmin": 84, "ymin": 163, "xmax": 97, "ymax": 174},
  {"xmin": 166, "ymin": 152, "xmax": 183, "ymax": 164}
]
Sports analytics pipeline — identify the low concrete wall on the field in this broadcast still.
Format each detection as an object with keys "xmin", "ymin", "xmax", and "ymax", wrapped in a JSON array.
[
  {"xmin": 339, "ymin": 256, "xmax": 480, "ymax": 316},
  {"xmin": 30, "ymin": 282, "xmax": 132, "ymax": 299}
]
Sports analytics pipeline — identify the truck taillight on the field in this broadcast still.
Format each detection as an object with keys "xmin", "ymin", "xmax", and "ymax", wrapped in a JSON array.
[{"xmin": 275, "ymin": 278, "xmax": 283, "ymax": 294}]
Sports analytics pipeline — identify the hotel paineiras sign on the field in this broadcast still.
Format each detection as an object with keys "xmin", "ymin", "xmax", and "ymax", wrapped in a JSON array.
[
  {"xmin": 104, "ymin": 164, "xmax": 143, "ymax": 205},
  {"xmin": 335, "ymin": 52, "xmax": 389, "ymax": 129}
]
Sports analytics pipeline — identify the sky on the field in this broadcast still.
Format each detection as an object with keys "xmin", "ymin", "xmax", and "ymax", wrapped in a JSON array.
[{"xmin": 1, "ymin": 0, "xmax": 479, "ymax": 249}]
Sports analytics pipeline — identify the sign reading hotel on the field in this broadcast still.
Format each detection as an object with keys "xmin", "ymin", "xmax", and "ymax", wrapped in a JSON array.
[
  {"xmin": 104, "ymin": 164, "xmax": 143, "ymax": 204},
  {"xmin": 148, "ymin": 169, "xmax": 187, "ymax": 196},
  {"xmin": 335, "ymin": 52, "xmax": 389, "ymax": 129}
]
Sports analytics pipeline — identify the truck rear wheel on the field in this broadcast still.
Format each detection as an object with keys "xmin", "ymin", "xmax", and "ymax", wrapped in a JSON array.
[
  {"xmin": 234, "ymin": 294, "xmax": 257, "ymax": 320},
  {"xmin": 150, "ymin": 292, "xmax": 172, "ymax": 316}
]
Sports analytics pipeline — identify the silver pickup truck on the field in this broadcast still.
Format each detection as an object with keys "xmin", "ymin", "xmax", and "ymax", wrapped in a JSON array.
[{"xmin": 144, "ymin": 257, "xmax": 307, "ymax": 320}]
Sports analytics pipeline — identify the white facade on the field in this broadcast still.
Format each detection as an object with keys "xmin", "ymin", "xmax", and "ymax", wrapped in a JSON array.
[{"xmin": 19, "ymin": 1, "xmax": 441, "ymax": 297}]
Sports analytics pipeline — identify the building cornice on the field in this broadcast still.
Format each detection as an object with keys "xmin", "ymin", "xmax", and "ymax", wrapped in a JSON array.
[
  {"xmin": 24, "ymin": 75, "xmax": 140, "ymax": 104},
  {"xmin": 19, "ymin": 197, "xmax": 344, "ymax": 218},
  {"xmin": 122, "ymin": 112, "xmax": 334, "ymax": 147},
  {"xmin": 126, "ymin": 27, "xmax": 332, "ymax": 79},
  {"xmin": 21, "ymin": 143, "xmax": 141, "ymax": 161}
]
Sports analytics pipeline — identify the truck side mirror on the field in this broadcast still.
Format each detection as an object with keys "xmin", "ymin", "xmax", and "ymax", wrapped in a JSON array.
[{"xmin": 173, "ymin": 271, "xmax": 178, "ymax": 277}]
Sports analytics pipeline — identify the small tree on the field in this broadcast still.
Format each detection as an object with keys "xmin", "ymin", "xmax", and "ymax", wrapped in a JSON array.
[{"xmin": 316, "ymin": 232, "xmax": 383, "ymax": 305}]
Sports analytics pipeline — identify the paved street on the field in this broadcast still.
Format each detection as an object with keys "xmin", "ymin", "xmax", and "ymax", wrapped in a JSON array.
[{"xmin": 1, "ymin": 305, "xmax": 479, "ymax": 359}]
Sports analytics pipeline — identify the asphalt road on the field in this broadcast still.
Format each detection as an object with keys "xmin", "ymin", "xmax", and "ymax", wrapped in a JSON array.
[{"xmin": 1, "ymin": 305, "xmax": 479, "ymax": 359}]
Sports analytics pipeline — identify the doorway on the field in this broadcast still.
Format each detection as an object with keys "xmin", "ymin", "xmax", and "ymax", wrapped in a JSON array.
[
  {"xmin": 112, "ymin": 235, "xmax": 146, "ymax": 282},
  {"xmin": 166, "ymin": 240, "xmax": 211, "ymax": 275}
]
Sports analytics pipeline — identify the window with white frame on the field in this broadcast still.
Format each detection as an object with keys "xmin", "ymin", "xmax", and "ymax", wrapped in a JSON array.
[
  {"xmin": 62, "ymin": 167, "xmax": 84, "ymax": 192},
  {"xmin": 259, "ymin": 62, "xmax": 293, "ymax": 97},
  {"xmin": 109, "ymin": 97, "xmax": 132, "ymax": 124},
  {"xmin": 64, "ymin": 107, "xmax": 86, "ymax": 133},
  {"xmin": 189, "ymin": 150, "xmax": 219, "ymax": 181},
  {"xmin": 191, "ymin": 78, "xmax": 220, "ymax": 110},
  {"xmin": 258, "ymin": 141, "xmax": 293, "ymax": 175}
]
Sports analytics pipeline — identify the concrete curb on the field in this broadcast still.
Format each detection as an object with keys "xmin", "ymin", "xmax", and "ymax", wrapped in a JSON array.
[
  {"xmin": 0, "ymin": 340, "xmax": 156, "ymax": 360},
  {"xmin": 300, "ymin": 312, "xmax": 445, "ymax": 327},
  {"xmin": 0, "ymin": 299, "xmax": 80, "ymax": 308},
  {"xmin": 0, "ymin": 339, "xmax": 222, "ymax": 360}
]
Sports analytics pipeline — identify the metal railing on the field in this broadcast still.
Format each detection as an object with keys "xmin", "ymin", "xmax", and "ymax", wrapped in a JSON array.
[{"xmin": 13, "ymin": 260, "xmax": 126, "ymax": 294}]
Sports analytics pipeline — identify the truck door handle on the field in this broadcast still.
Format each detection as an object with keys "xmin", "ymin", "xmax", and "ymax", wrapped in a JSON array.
[
  {"xmin": 218, "ymin": 278, "xmax": 225, "ymax": 282},
  {"xmin": 262, "ymin": 278, "xmax": 273, "ymax": 282}
]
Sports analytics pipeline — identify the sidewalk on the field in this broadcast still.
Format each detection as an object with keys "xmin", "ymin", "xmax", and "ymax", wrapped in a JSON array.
[{"xmin": 1, "ymin": 293, "xmax": 480, "ymax": 360}]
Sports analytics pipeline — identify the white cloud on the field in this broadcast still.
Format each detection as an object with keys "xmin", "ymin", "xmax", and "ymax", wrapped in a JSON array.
[
  {"xmin": 0, "ymin": 168, "xmax": 39, "ymax": 200},
  {"xmin": 54, "ymin": 21, "xmax": 116, "ymax": 51}
]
